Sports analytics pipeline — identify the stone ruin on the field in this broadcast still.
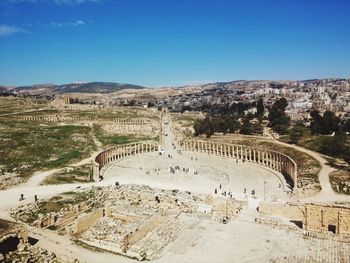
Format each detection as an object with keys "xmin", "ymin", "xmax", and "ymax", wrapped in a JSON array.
[
  {"xmin": 0, "ymin": 218, "xmax": 65, "ymax": 262},
  {"xmin": 258, "ymin": 201, "xmax": 350, "ymax": 240},
  {"xmin": 4, "ymin": 244, "xmax": 63, "ymax": 263},
  {"xmin": 10, "ymin": 188, "xmax": 107, "ymax": 233},
  {"xmin": 19, "ymin": 115, "xmax": 93, "ymax": 123},
  {"xmin": 76, "ymin": 185, "xmax": 245, "ymax": 260},
  {"xmin": 10, "ymin": 185, "xmax": 246, "ymax": 261},
  {"xmin": 48, "ymin": 97, "xmax": 101, "ymax": 111},
  {"xmin": 0, "ymin": 219, "xmax": 28, "ymax": 251},
  {"xmin": 103, "ymin": 118, "xmax": 161, "ymax": 137}
]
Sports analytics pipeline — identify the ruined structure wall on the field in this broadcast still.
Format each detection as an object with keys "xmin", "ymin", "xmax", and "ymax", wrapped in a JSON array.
[
  {"xmin": 74, "ymin": 209, "xmax": 104, "ymax": 235},
  {"xmin": 259, "ymin": 202, "xmax": 350, "ymax": 236},
  {"xmin": 126, "ymin": 215, "xmax": 165, "ymax": 248},
  {"xmin": 305, "ymin": 204, "xmax": 350, "ymax": 235},
  {"xmin": 180, "ymin": 139, "xmax": 298, "ymax": 191},
  {"xmin": 258, "ymin": 202, "xmax": 304, "ymax": 220},
  {"xmin": 339, "ymin": 211, "xmax": 350, "ymax": 235},
  {"xmin": 93, "ymin": 141, "xmax": 159, "ymax": 180}
]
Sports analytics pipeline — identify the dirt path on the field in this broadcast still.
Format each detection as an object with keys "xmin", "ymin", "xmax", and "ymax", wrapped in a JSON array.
[
  {"xmin": 269, "ymin": 139, "xmax": 350, "ymax": 202},
  {"xmin": 17, "ymin": 151, "xmax": 98, "ymax": 188}
]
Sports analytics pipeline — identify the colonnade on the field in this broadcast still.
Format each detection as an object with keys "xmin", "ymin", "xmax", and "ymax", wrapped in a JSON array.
[
  {"xmin": 93, "ymin": 141, "xmax": 159, "ymax": 180},
  {"xmin": 106, "ymin": 124, "xmax": 158, "ymax": 136},
  {"xmin": 113, "ymin": 118, "xmax": 148, "ymax": 125},
  {"xmin": 20, "ymin": 115, "xmax": 93, "ymax": 122},
  {"xmin": 180, "ymin": 140, "xmax": 298, "ymax": 190}
]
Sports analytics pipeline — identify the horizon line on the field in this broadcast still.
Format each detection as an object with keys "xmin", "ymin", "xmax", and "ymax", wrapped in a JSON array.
[{"xmin": 1, "ymin": 76, "xmax": 350, "ymax": 89}]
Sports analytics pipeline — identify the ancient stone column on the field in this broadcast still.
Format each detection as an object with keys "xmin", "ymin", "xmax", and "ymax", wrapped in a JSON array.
[
  {"xmin": 262, "ymin": 151, "xmax": 265, "ymax": 165},
  {"xmin": 93, "ymin": 161, "xmax": 100, "ymax": 181}
]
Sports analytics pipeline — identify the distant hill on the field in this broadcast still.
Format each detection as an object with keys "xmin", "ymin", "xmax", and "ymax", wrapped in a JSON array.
[
  {"xmin": 12, "ymin": 82, "xmax": 146, "ymax": 94},
  {"xmin": 0, "ymin": 86, "xmax": 9, "ymax": 92},
  {"xmin": 0, "ymin": 86, "xmax": 7, "ymax": 92}
]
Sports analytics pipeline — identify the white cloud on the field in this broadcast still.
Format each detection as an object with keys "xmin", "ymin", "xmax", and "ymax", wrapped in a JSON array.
[
  {"xmin": 0, "ymin": 24, "xmax": 30, "ymax": 37},
  {"xmin": 49, "ymin": 20, "xmax": 86, "ymax": 27},
  {"xmin": 71, "ymin": 20, "xmax": 85, "ymax": 26}
]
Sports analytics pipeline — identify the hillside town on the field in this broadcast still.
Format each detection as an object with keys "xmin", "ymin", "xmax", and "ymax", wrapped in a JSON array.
[{"xmin": 1, "ymin": 78, "xmax": 350, "ymax": 126}]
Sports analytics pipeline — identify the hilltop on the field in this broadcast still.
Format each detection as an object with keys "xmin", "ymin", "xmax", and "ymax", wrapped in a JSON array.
[{"xmin": 1, "ymin": 82, "xmax": 146, "ymax": 94}]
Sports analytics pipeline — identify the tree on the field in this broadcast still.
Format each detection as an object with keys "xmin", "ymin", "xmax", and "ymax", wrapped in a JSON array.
[
  {"xmin": 310, "ymin": 110, "xmax": 322, "ymax": 134},
  {"xmin": 240, "ymin": 119, "xmax": 253, "ymax": 135},
  {"xmin": 256, "ymin": 98, "xmax": 264, "ymax": 119},
  {"xmin": 194, "ymin": 115, "xmax": 241, "ymax": 137},
  {"xmin": 310, "ymin": 110, "xmax": 340, "ymax": 135},
  {"xmin": 252, "ymin": 122, "xmax": 263, "ymax": 135},
  {"xmin": 194, "ymin": 117, "xmax": 214, "ymax": 138},
  {"xmin": 341, "ymin": 119, "xmax": 350, "ymax": 133},
  {"xmin": 321, "ymin": 111, "xmax": 340, "ymax": 134},
  {"xmin": 245, "ymin": 112, "xmax": 255, "ymax": 120},
  {"xmin": 268, "ymin": 98, "xmax": 290, "ymax": 134},
  {"xmin": 147, "ymin": 101, "xmax": 155, "ymax": 108}
]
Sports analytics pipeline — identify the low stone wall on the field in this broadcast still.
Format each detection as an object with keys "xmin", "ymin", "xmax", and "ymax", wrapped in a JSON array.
[
  {"xmin": 73, "ymin": 209, "xmax": 104, "ymax": 235},
  {"xmin": 180, "ymin": 139, "xmax": 298, "ymax": 191},
  {"xmin": 93, "ymin": 141, "xmax": 159, "ymax": 180},
  {"xmin": 123, "ymin": 215, "xmax": 165, "ymax": 249}
]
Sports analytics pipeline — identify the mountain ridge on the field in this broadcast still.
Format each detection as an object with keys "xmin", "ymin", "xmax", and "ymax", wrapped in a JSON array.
[{"xmin": 1, "ymin": 82, "xmax": 146, "ymax": 94}]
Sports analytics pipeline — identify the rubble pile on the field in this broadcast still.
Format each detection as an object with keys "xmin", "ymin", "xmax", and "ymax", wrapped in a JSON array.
[{"xmin": 5, "ymin": 243, "xmax": 65, "ymax": 263}]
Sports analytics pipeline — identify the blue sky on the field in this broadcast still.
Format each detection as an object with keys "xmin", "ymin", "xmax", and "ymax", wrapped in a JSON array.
[{"xmin": 0, "ymin": 0, "xmax": 349, "ymax": 87}]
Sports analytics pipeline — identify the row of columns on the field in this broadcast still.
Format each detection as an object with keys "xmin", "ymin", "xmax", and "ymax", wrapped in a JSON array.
[
  {"xmin": 181, "ymin": 140, "xmax": 298, "ymax": 189},
  {"xmin": 113, "ymin": 118, "xmax": 147, "ymax": 125},
  {"xmin": 109, "ymin": 124, "xmax": 157, "ymax": 135},
  {"xmin": 93, "ymin": 141, "xmax": 159, "ymax": 180},
  {"xmin": 20, "ymin": 115, "xmax": 93, "ymax": 122}
]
